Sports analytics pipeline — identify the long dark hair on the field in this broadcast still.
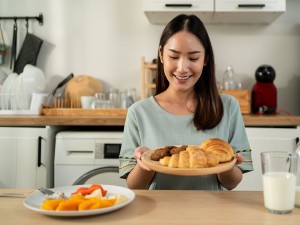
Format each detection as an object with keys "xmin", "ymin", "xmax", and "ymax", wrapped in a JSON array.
[{"xmin": 155, "ymin": 14, "xmax": 223, "ymax": 131}]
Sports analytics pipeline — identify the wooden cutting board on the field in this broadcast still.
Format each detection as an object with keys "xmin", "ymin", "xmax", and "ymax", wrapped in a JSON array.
[{"xmin": 141, "ymin": 149, "xmax": 236, "ymax": 176}]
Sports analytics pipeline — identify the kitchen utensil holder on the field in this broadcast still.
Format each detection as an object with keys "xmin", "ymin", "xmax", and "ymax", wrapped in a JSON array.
[{"xmin": 0, "ymin": 13, "xmax": 44, "ymax": 25}]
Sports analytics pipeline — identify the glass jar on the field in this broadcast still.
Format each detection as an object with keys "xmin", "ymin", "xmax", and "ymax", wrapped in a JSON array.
[
  {"xmin": 91, "ymin": 92, "xmax": 106, "ymax": 109},
  {"xmin": 108, "ymin": 88, "xmax": 120, "ymax": 108},
  {"xmin": 222, "ymin": 65, "xmax": 238, "ymax": 90}
]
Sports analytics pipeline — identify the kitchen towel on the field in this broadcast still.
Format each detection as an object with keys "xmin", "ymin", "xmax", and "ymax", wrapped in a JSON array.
[{"xmin": 13, "ymin": 33, "xmax": 43, "ymax": 74}]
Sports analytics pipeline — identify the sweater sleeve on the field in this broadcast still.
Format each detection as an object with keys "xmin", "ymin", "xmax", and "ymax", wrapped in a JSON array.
[{"xmin": 118, "ymin": 107, "xmax": 140, "ymax": 178}]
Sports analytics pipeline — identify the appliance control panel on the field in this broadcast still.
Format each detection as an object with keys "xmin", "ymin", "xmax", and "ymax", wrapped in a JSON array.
[{"xmin": 95, "ymin": 143, "xmax": 121, "ymax": 159}]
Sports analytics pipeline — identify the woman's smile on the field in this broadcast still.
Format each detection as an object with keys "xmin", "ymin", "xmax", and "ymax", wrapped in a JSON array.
[{"xmin": 173, "ymin": 74, "xmax": 192, "ymax": 80}]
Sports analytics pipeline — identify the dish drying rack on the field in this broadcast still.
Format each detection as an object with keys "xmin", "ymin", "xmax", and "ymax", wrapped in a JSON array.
[
  {"xmin": 0, "ymin": 92, "xmax": 36, "ymax": 115},
  {"xmin": 50, "ymin": 98, "xmax": 81, "ymax": 109}
]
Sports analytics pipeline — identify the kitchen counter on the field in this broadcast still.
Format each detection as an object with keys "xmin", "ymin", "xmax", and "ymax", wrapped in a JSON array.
[
  {"xmin": 1, "ymin": 113, "xmax": 300, "ymax": 189},
  {"xmin": 0, "ymin": 114, "xmax": 300, "ymax": 126},
  {"xmin": 1, "ymin": 189, "xmax": 299, "ymax": 225}
]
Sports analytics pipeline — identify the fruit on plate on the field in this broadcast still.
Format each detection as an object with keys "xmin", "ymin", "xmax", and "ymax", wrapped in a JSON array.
[
  {"xmin": 72, "ymin": 184, "xmax": 107, "ymax": 197},
  {"xmin": 40, "ymin": 184, "xmax": 126, "ymax": 211}
]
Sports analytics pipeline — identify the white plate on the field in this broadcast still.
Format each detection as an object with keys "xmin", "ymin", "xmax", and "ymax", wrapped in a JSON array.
[
  {"xmin": 15, "ymin": 73, "xmax": 29, "ymax": 110},
  {"xmin": 23, "ymin": 184, "xmax": 135, "ymax": 217},
  {"xmin": 22, "ymin": 65, "xmax": 46, "ymax": 107}
]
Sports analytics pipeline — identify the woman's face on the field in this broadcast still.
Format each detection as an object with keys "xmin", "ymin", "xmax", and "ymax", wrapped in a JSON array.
[{"xmin": 159, "ymin": 31, "xmax": 206, "ymax": 93}]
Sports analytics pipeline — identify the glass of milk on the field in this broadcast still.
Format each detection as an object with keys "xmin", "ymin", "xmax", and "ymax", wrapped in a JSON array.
[{"xmin": 261, "ymin": 152, "xmax": 298, "ymax": 214}]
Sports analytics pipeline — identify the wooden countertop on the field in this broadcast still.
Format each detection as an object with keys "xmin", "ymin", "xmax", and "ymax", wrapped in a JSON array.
[
  {"xmin": 0, "ymin": 115, "xmax": 126, "ymax": 126},
  {"xmin": 1, "ymin": 189, "xmax": 299, "ymax": 225},
  {"xmin": 0, "ymin": 113, "xmax": 300, "ymax": 126}
]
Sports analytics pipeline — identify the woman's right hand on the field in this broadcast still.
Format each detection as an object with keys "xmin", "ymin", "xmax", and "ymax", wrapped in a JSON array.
[{"xmin": 134, "ymin": 146, "xmax": 152, "ymax": 171}]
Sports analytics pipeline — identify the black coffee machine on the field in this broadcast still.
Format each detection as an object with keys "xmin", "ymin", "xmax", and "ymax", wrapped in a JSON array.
[{"xmin": 251, "ymin": 65, "xmax": 277, "ymax": 114}]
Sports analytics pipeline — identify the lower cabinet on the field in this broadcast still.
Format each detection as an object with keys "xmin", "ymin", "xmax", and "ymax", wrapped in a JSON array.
[
  {"xmin": 234, "ymin": 126, "xmax": 300, "ymax": 191},
  {"xmin": 0, "ymin": 127, "xmax": 47, "ymax": 188}
]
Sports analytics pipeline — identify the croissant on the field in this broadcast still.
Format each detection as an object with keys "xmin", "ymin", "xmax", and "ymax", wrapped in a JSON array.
[
  {"xmin": 199, "ymin": 138, "xmax": 234, "ymax": 163},
  {"xmin": 159, "ymin": 147, "xmax": 220, "ymax": 168}
]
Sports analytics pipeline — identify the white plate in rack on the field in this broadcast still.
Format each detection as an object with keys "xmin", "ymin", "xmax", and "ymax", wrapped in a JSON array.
[{"xmin": 1, "ymin": 73, "xmax": 18, "ymax": 109}]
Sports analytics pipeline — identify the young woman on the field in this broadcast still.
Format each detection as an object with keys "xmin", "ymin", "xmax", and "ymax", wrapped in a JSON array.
[{"xmin": 119, "ymin": 14, "xmax": 253, "ymax": 190}]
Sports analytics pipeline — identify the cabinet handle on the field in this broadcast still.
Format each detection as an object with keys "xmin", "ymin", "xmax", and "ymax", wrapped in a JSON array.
[
  {"xmin": 238, "ymin": 4, "xmax": 266, "ymax": 8},
  {"xmin": 165, "ymin": 4, "xmax": 192, "ymax": 8},
  {"xmin": 37, "ymin": 136, "xmax": 45, "ymax": 167}
]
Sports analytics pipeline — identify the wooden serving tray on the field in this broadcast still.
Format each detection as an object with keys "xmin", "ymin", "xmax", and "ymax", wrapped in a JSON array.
[
  {"xmin": 41, "ymin": 108, "xmax": 128, "ymax": 116},
  {"xmin": 141, "ymin": 149, "xmax": 236, "ymax": 176}
]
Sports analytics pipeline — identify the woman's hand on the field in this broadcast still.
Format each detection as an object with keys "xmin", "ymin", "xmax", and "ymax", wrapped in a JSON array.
[
  {"xmin": 217, "ymin": 153, "xmax": 244, "ymax": 190},
  {"xmin": 134, "ymin": 146, "xmax": 152, "ymax": 171},
  {"xmin": 127, "ymin": 146, "xmax": 155, "ymax": 189},
  {"xmin": 235, "ymin": 153, "xmax": 244, "ymax": 165}
]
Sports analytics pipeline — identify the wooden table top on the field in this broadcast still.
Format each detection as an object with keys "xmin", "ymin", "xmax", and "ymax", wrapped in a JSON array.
[
  {"xmin": 1, "ymin": 189, "xmax": 299, "ymax": 225},
  {"xmin": 0, "ymin": 114, "xmax": 299, "ymax": 126}
]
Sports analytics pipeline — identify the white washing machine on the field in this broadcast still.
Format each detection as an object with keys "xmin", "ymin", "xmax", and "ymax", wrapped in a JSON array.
[{"xmin": 54, "ymin": 131, "xmax": 127, "ymax": 188}]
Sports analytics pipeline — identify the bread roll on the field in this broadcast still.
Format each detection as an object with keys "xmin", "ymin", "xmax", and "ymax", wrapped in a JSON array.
[{"xmin": 199, "ymin": 138, "xmax": 234, "ymax": 163}]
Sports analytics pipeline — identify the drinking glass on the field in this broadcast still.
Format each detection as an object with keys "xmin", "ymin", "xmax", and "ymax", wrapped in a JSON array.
[{"xmin": 261, "ymin": 152, "xmax": 298, "ymax": 214}]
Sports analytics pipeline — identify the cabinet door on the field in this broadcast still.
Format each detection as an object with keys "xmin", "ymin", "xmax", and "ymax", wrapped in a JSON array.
[
  {"xmin": 143, "ymin": 0, "xmax": 214, "ymax": 24},
  {"xmin": 234, "ymin": 127, "xmax": 298, "ymax": 191},
  {"xmin": 0, "ymin": 137, "xmax": 18, "ymax": 188},
  {"xmin": 16, "ymin": 135, "xmax": 47, "ymax": 188},
  {"xmin": 215, "ymin": 0, "xmax": 285, "ymax": 11},
  {"xmin": 0, "ymin": 127, "xmax": 47, "ymax": 188},
  {"xmin": 214, "ymin": 0, "xmax": 286, "ymax": 24}
]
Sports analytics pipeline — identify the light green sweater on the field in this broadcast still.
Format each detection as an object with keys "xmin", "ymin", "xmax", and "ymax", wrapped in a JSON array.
[{"xmin": 119, "ymin": 94, "xmax": 253, "ymax": 190}]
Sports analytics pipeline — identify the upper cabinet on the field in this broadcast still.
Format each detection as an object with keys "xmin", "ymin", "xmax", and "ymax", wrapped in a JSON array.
[
  {"xmin": 143, "ymin": 0, "xmax": 286, "ymax": 24},
  {"xmin": 143, "ymin": 0, "xmax": 214, "ymax": 24},
  {"xmin": 213, "ymin": 0, "xmax": 286, "ymax": 24}
]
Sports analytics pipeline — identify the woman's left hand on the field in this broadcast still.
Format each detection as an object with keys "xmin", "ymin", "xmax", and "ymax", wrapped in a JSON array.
[{"xmin": 235, "ymin": 153, "xmax": 244, "ymax": 165}]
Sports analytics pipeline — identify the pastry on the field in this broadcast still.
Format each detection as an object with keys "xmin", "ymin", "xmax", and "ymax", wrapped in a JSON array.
[
  {"xmin": 168, "ymin": 154, "xmax": 179, "ymax": 168},
  {"xmin": 199, "ymin": 138, "xmax": 234, "ymax": 163},
  {"xmin": 151, "ymin": 145, "xmax": 187, "ymax": 161},
  {"xmin": 159, "ymin": 147, "xmax": 220, "ymax": 168},
  {"xmin": 170, "ymin": 145, "xmax": 188, "ymax": 155},
  {"xmin": 150, "ymin": 147, "xmax": 172, "ymax": 161},
  {"xmin": 159, "ymin": 156, "xmax": 171, "ymax": 166},
  {"xmin": 178, "ymin": 150, "xmax": 189, "ymax": 168},
  {"xmin": 153, "ymin": 138, "xmax": 234, "ymax": 168}
]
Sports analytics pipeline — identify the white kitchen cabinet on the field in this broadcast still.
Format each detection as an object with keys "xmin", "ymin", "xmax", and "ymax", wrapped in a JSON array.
[
  {"xmin": 143, "ymin": 0, "xmax": 214, "ymax": 24},
  {"xmin": 214, "ymin": 0, "xmax": 286, "ymax": 24},
  {"xmin": 234, "ymin": 126, "xmax": 299, "ymax": 191},
  {"xmin": 0, "ymin": 127, "xmax": 47, "ymax": 188},
  {"xmin": 143, "ymin": 0, "xmax": 285, "ymax": 24}
]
